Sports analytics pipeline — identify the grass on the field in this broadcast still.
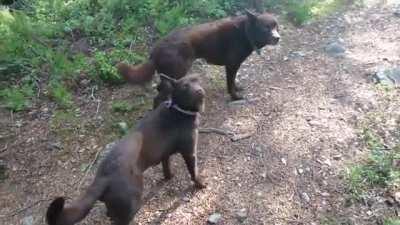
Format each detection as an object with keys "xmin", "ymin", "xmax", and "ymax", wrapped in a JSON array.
[
  {"xmin": 285, "ymin": 0, "xmax": 352, "ymax": 26},
  {"xmin": 0, "ymin": 84, "xmax": 34, "ymax": 111},
  {"xmin": 385, "ymin": 219, "xmax": 400, "ymax": 225},
  {"xmin": 346, "ymin": 128, "xmax": 400, "ymax": 199}
]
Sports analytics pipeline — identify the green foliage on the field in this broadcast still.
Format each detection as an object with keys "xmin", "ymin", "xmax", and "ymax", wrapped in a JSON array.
[
  {"xmin": 49, "ymin": 82, "xmax": 73, "ymax": 108},
  {"xmin": 283, "ymin": 0, "xmax": 349, "ymax": 26},
  {"xmin": 0, "ymin": 84, "xmax": 34, "ymax": 111},
  {"xmin": 385, "ymin": 219, "xmax": 400, "ymax": 225},
  {"xmin": 346, "ymin": 129, "xmax": 400, "ymax": 199},
  {"xmin": 112, "ymin": 101, "xmax": 135, "ymax": 113}
]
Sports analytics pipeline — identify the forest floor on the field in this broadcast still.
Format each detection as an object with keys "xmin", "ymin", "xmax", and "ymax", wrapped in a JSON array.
[{"xmin": 1, "ymin": 1, "xmax": 400, "ymax": 225}]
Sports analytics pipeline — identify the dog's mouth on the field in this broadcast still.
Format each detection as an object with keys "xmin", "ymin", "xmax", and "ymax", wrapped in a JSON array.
[{"xmin": 269, "ymin": 29, "xmax": 280, "ymax": 45}]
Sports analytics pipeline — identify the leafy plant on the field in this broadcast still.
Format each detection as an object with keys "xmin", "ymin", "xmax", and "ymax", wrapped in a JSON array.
[
  {"xmin": 385, "ymin": 218, "xmax": 400, "ymax": 225},
  {"xmin": 112, "ymin": 101, "xmax": 135, "ymax": 113},
  {"xmin": 49, "ymin": 82, "xmax": 73, "ymax": 108},
  {"xmin": 0, "ymin": 84, "xmax": 34, "ymax": 111},
  {"xmin": 346, "ymin": 129, "xmax": 400, "ymax": 199}
]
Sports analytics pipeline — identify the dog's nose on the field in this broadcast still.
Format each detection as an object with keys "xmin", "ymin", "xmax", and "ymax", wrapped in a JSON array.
[
  {"xmin": 196, "ymin": 88, "xmax": 205, "ymax": 96},
  {"xmin": 271, "ymin": 29, "xmax": 280, "ymax": 41}
]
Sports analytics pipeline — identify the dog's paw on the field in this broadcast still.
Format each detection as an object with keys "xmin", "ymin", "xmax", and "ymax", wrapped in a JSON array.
[
  {"xmin": 163, "ymin": 173, "xmax": 174, "ymax": 180},
  {"xmin": 234, "ymin": 85, "xmax": 245, "ymax": 92},
  {"xmin": 194, "ymin": 179, "xmax": 206, "ymax": 189},
  {"xmin": 230, "ymin": 93, "xmax": 244, "ymax": 101}
]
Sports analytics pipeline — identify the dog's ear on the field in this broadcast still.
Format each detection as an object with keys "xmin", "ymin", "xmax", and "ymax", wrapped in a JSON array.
[
  {"xmin": 46, "ymin": 197, "xmax": 65, "ymax": 225},
  {"xmin": 245, "ymin": 9, "xmax": 258, "ymax": 22}
]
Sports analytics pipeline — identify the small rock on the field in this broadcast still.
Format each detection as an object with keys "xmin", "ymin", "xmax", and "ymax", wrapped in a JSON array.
[
  {"xmin": 394, "ymin": 192, "xmax": 400, "ymax": 204},
  {"xmin": 394, "ymin": 10, "xmax": 400, "ymax": 17},
  {"xmin": 236, "ymin": 208, "xmax": 247, "ymax": 222},
  {"xmin": 208, "ymin": 213, "xmax": 222, "ymax": 224},
  {"xmin": 116, "ymin": 122, "xmax": 129, "ymax": 135},
  {"xmin": 80, "ymin": 79, "xmax": 90, "ymax": 86},
  {"xmin": 374, "ymin": 67, "xmax": 400, "ymax": 87},
  {"xmin": 281, "ymin": 158, "xmax": 287, "ymax": 165},
  {"xmin": 297, "ymin": 168, "xmax": 304, "ymax": 174},
  {"xmin": 323, "ymin": 159, "xmax": 332, "ymax": 166},
  {"xmin": 22, "ymin": 215, "xmax": 34, "ymax": 225},
  {"xmin": 321, "ymin": 192, "xmax": 330, "ymax": 197},
  {"xmin": 332, "ymin": 154, "xmax": 342, "ymax": 160},
  {"xmin": 325, "ymin": 41, "xmax": 346, "ymax": 57},
  {"xmin": 366, "ymin": 210, "xmax": 373, "ymax": 216},
  {"xmin": 48, "ymin": 142, "xmax": 62, "ymax": 151},
  {"xmin": 301, "ymin": 192, "xmax": 311, "ymax": 203},
  {"xmin": 289, "ymin": 51, "xmax": 306, "ymax": 59},
  {"xmin": 228, "ymin": 100, "xmax": 248, "ymax": 106},
  {"xmin": 182, "ymin": 197, "xmax": 190, "ymax": 202}
]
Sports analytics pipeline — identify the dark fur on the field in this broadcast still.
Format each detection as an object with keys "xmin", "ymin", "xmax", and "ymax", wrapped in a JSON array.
[
  {"xmin": 46, "ymin": 75, "xmax": 206, "ymax": 225},
  {"xmin": 117, "ymin": 10, "xmax": 280, "ymax": 107}
]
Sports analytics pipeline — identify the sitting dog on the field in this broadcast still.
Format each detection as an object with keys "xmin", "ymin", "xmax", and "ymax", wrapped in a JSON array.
[
  {"xmin": 46, "ymin": 74, "xmax": 206, "ymax": 225},
  {"xmin": 117, "ymin": 10, "xmax": 280, "ymax": 107}
]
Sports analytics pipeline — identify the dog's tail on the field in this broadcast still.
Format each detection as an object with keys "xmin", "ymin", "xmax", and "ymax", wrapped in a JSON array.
[
  {"xmin": 116, "ymin": 61, "xmax": 156, "ymax": 85},
  {"xmin": 46, "ymin": 178, "xmax": 108, "ymax": 225}
]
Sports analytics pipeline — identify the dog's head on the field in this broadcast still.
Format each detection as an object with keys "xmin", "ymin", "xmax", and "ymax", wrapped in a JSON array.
[
  {"xmin": 244, "ymin": 10, "xmax": 280, "ymax": 48},
  {"xmin": 162, "ymin": 74, "xmax": 205, "ymax": 112}
]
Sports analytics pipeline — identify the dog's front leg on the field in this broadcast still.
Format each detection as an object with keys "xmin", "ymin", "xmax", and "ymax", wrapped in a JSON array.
[
  {"xmin": 181, "ymin": 130, "xmax": 206, "ymax": 189},
  {"xmin": 226, "ymin": 64, "xmax": 243, "ymax": 100}
]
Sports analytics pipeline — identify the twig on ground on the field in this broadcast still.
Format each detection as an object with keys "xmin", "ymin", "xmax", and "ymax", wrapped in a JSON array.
[
  {"xmin": 269, "ymin": 86, "xmax": 283, "ymax": 91},
  {"xmin": 231, "ymin": 132, "xmax": 253, "ymax": 142},
  {"xmin": 77, "ymin": 147, "xmax": 102, "ymax": 190},
  {"xmin": 199, "ymin": 127, "xmax": 234, "ymax": 136},
  {"xmin": 0, "ymin": 199, "xmax": 49, "ymax": 218},
  {"xmin": 95, "ymin": 100, "xmax": 101, "ymax": 117},
  {"xmin": 0, "ymin": 143, "xmax": 8, "ymax": 153}
]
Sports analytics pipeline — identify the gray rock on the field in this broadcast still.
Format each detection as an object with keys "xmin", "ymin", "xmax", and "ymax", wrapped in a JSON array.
[
  {"xmin": 301, "ymin": 192, "xmax": 311, "ymax": 203},
  {"xmin": 374, "ymin": 67, "xmax": 400, "ymax": 86},
  {"xmin": 22, "ymin": 215, "xmax": 34, "ymax": 225},
  {"xmin": 236, "ymin": 208, "xmax": 248, "ymax": 222},
  {"xmin": 288, "ymin": 51, "xmax": 306, "ymax": 59},
  {"xmin": 394, "ymin": 10, "xmax": 400, "ymax": 17},
  {"xmin": 228, "ymin": 99, "xmax": 248, "ymax": 106},
  {"xmin": 394, "ymin": 192, "xmax": 400, "ymax": 204},
  {"xmin": 48, "ymin": 142, "xmax": 62, "ymax": 151},
  {"xmin": 116, "ymin": 122, "xmax": 129, "ymax": 135},
  {"xmin": 208, "ymin": 213, "xmax": 222, "ymax": 224},
  {"xmin": 325, "ymin": 42, "xmax": 346, "ymax": 56}
]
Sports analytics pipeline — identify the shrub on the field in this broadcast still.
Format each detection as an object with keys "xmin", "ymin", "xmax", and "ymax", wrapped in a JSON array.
[{"xmin": 0, "ymin": 84, "xmax": 34, "ymax": 111}]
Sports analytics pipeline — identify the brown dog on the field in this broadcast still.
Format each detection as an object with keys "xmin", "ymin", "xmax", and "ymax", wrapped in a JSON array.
[
  {"xmin": 46, "ymin": 74, "xmax": 205, "ymax": 225},
  {"xmin": 117, "ymin": 10, "xmax": 280, "ymax": 107}
]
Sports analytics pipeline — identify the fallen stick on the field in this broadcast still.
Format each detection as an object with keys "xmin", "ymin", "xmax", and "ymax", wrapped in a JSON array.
[
  {"xmin": 231, "ymin": 132, "xmax": 253, "ymax": 142},
  {"xmin": 198, "ymin": 127, "xmax": 234, "ymax": 136}
]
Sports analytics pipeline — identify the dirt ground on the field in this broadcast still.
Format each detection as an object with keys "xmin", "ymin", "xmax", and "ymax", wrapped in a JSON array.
[{"xmin": 1, "ymin": 1, "xmax": 399, "ymax": 225}]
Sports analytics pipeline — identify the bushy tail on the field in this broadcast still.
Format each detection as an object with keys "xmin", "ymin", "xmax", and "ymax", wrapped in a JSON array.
[
  {"xmin": 46, "ymin": 178, "xmax": 108, "ymax": 225},
  {"xmin": 116, "ymin": 61, "xmax": 156, "ymax": 85}
]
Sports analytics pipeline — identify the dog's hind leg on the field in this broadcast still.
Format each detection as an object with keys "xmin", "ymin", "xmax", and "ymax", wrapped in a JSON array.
[{"xmin": 162, "ymin": 157, "xmax": 173, "ymax": 180}]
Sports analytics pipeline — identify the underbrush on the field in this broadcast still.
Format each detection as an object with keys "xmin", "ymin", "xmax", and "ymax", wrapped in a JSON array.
[{"xmin": 346, "ymin": 128, "xmax": 400, "ymax": 199}]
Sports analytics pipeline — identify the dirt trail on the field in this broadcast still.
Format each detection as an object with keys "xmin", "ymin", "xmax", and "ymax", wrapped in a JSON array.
[{"xmin": 1, "ymin": 2, "xmax": 399, "ymax": 225}]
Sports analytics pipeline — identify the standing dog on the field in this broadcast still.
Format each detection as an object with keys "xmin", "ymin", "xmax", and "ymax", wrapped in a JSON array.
[
  {"xmin": 117, "ymin": 10, "xmax": 280, "ymax": 107},
  {"xmin": 46, "ymin": 74, "xmax": 206, "ymax": 225}
]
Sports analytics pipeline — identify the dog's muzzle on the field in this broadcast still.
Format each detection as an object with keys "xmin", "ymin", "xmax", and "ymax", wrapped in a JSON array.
[{"xmin": 271, "ymin": 28, "xmax": 280, "ymax": 44}]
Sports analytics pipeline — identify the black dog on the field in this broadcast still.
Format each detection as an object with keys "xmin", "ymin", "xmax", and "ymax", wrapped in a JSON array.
[
  {"xmin": 117, "ymin": 10, "xmax": 280, "ymax": 107},
  {"xmin": 46, "ymin": 74, "xmax": 206, "ymax": 225}
]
